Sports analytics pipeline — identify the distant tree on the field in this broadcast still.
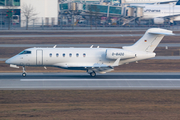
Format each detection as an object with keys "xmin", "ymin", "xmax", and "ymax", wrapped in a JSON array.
[
  {"xmin": 92, "ymin": 5, "xmax": 100, "ymax": 30},
  {"xmin": 3, "ymin": 0, "xmax": 17, "ymax": 30},
  {"xmin": 88, "ymin": 5, "xmax": 100, "ymax": 30},
  {"xmin": 88, "ymin": 5, "xmax": 93, "ymax": 30},
  {"xmin": 21, "ymin": 4, "xmax": 37, "ymax": 30}
]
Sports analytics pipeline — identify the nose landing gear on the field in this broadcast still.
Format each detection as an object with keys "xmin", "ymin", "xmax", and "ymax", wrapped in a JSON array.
[
  {"xmin": 22, "ymin": 72, "xmax": 26, "ymax": 77},
  {"xmin": 22, "ymin": 66, "xmax": 26, "ymax": 77}
]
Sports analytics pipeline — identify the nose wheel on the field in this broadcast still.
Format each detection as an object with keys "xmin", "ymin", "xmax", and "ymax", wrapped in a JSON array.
[
  {"xmin": 22, "ymin": 66, "xmax": 26, "ymax": 77},
  {"xmin": 90, "ymin": 71, "xmax": 96, "ymax": 77},
  {"xmin": 22, "ymin": 72, "xmax": 26, "ymax": 77}
]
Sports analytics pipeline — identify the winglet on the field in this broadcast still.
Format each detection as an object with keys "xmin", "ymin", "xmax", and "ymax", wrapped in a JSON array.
[{"xmin": 112, "ymin": 57, "xmax": 120, "ymax": 66}]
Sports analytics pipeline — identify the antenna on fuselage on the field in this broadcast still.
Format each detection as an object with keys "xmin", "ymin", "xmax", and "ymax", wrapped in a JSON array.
[
  {"xmin": 53, "ymin": 45, "xmax": 57, "ymax": 48},
  {"xmin": 97, "ymin": 46, "xmax": 99, "ymax": 48},
  {"xmin": 90, "ymin": 45, "xmax": 93, "ymax": 48}
]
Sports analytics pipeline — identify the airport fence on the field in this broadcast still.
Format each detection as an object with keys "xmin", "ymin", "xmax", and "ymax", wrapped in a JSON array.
[{"xmin": 0, "ymin": 17, "xmax": 180, "ymax": 30}]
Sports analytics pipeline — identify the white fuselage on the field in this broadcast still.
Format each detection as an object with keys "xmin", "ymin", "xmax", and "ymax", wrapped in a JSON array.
[{"xmin": 6, "ymin": 47, "xmax": 155, "ymax": 70}]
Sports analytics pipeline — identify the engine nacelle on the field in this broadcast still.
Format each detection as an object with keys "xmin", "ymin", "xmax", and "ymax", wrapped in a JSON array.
[
  {"xmin": 154, "ymin": 18, "xmax": 164, "ymax": 24},
  {"xmin": 106, "ymin": 49, "xmax": 136, "ymax": 59}
]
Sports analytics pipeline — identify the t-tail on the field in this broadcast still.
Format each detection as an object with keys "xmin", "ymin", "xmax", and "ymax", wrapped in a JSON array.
[
  {"xmin": 123, "ymin": 28, "xmax": 174, "ymax": 52},
  {"xmin": 176, "ymin": 0, "xmax": 180, "ymax": 5}
]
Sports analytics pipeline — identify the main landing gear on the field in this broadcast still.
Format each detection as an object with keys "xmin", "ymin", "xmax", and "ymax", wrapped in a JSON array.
[
  {"xmin": 87, "ymin": 69, "xmax": 96, "ymax": 77},
  {"xmin": 87, "ymin": 70, "xmax": 96, "ymax": 77},
  {"xmin": 90, "ymin": 71, "xmax": 96, "ymax": 77},
  {"xmin": 22, "ymin": 66, "xmax": 26, "ymax": 77}
]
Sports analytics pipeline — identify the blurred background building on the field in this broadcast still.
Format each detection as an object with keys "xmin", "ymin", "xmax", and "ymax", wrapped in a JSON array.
[{"xmin": 0, "ymin": 0, "xmax": 179, "ymax": 29}]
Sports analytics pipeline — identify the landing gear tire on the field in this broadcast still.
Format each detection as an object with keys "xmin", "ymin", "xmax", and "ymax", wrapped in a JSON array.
[
  {"xmin": 22, "ymin": 66, "xmax": 27, "ymax": 77},
  {"xmin": 22, "ymin": 73, "xmax": 26, "ymax": 77},
  {"xmin": 90, "ymin": 71, "xmax": 96, "ymax": 77}
]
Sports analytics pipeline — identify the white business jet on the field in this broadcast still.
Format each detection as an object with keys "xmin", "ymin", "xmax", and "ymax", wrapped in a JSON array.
[{"xmin": 5, "ymin": 28, "xmax": 173, "ymax": 77}]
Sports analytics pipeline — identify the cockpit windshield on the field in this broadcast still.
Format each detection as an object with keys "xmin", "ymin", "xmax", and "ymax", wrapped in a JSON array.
[{"xmin": 19, "ymin": 50, "xmax": 31, "ymax": 55}]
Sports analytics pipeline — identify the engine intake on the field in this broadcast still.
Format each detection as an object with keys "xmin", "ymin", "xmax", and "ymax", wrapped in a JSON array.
[{"xmin": 154, "ymin": 18, "xmax": 164, "ymax": 24}]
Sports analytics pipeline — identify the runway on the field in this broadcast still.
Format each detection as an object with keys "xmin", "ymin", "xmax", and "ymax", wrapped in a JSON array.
[
  {"xmin": 1, "ymin": 56, "xmax": 180, "ymax": 61},
  {"xmin": 0, "ymin": 43, "xmax": 179, "ymax": 47},
  {"xmin": 1, "ymin": 72, "xmax": 180, "ymax": 90},
  {"xmin": 0, "ymin": 34, "xmax": 179, "ymax": 38},
  {"xmin": 0, "ymin": 34, "xmax": 142, "ymax": 38}
]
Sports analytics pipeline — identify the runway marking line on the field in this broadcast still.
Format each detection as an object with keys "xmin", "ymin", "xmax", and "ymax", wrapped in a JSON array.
[{"xmin": 20, "ymin": 79, "xmax": 180, "ymax": 82}]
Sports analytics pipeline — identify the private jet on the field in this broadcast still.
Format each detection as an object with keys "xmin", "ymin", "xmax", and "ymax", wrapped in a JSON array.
[{"xmin": 5, "ymin": 28, "xmax": 174, "ymax": 77}]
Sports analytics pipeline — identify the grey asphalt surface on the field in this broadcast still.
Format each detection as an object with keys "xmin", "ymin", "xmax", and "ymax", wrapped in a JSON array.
[
  {"xmin": 1, "ymin": 56, "xmax": 180, "ymax": 61},
  {"xmin": 0, "ymin": 34, "xmax": 142, "ymax": 38},
  {"xmin": 0, "ymin": 34, "xmax": 178, "ymax": 38},
  {"xmin": 0, "ymin": 43, "xmax": 179, "ymax": 47},
  {"xmin": 1, "ymin": 72, "xmax": 180, "ymax": 90},
  {"xmin": 0, "ymin": 30, "xmax": 179, "ymax": 90},
  {"xmin": 0, "ymin": 58, "xmax": 7, "ymax": 61},
  {"xmin": 1, "ymin": 27, "xmax": 180, "ymax": 32}
]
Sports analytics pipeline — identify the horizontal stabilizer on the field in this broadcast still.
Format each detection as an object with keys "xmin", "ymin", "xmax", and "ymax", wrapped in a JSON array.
[{"xmin": 149, "ymin": 32, "xmax": 174, "ymax": 35}]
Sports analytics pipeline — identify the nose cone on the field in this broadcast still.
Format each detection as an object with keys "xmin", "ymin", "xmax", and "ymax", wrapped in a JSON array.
[{"xmin": 5, "ymin": 58, "xmax": 11, "ymax": 64}]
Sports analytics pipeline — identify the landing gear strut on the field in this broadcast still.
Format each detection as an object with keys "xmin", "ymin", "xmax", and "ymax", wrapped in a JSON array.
[
  {"xmin": 22, "ymin": 66, "xmax": 26, "ymax": 77},
  {"xmin": 90, "ymin": 71, "xmax": 96, "ymax": 77}
]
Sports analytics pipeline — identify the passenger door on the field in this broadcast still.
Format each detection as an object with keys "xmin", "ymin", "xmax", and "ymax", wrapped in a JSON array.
[{"xmin": 36, "ymin": 50, "xmax": 43, "ymax": 65}]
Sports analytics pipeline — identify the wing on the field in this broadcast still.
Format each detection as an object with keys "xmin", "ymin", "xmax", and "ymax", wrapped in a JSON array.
[
  {"xmin": 86, "ymin": 63, "xmax": 114, "ymax": 74},
  {"xmin": 162, "ymin": 14, "xmax": 180, "ymax": 19},
  {"xmin": 54, "ymin": 58, "xmax": 121, "ymax": 74},
  {"xmin": 84, "ymin": 58, "xmax": 121, "ymax": 74}
]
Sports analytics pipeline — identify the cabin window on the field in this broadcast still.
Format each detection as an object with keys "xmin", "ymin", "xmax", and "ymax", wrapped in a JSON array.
[
  {"xmin": 63, "ymin": 53, "xmax": 65, "ymax": 57},
  {"xmin": 83, "ymin": 53, "xmax": 86, "ymax": 57},
  {"xmin": 19, "ymin": 50, "xmax": 31, "ymax": 55},
  {"xmin": 56, "ymin": 53, "xmax": 59, "ymax": 57},
  {"xmin": 76, "ymin": 53, "xmax": 79, "ymax": 57},
  {"xmin": 49, "ymin": 53, "xmax": 52, "ymax": 57},
  {"xmin": 69, "ymin": 53, "xmax": 72, "ymax": 57}
]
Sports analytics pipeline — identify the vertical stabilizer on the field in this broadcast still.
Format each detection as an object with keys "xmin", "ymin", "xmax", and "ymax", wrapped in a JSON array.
[
  {"xmin": 176, "ymin": 0, "xmax": 180, "ymax": 5},
  {"xmin": 122, "ymin": 28, "xmax": 174, "ymax": 52}
]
